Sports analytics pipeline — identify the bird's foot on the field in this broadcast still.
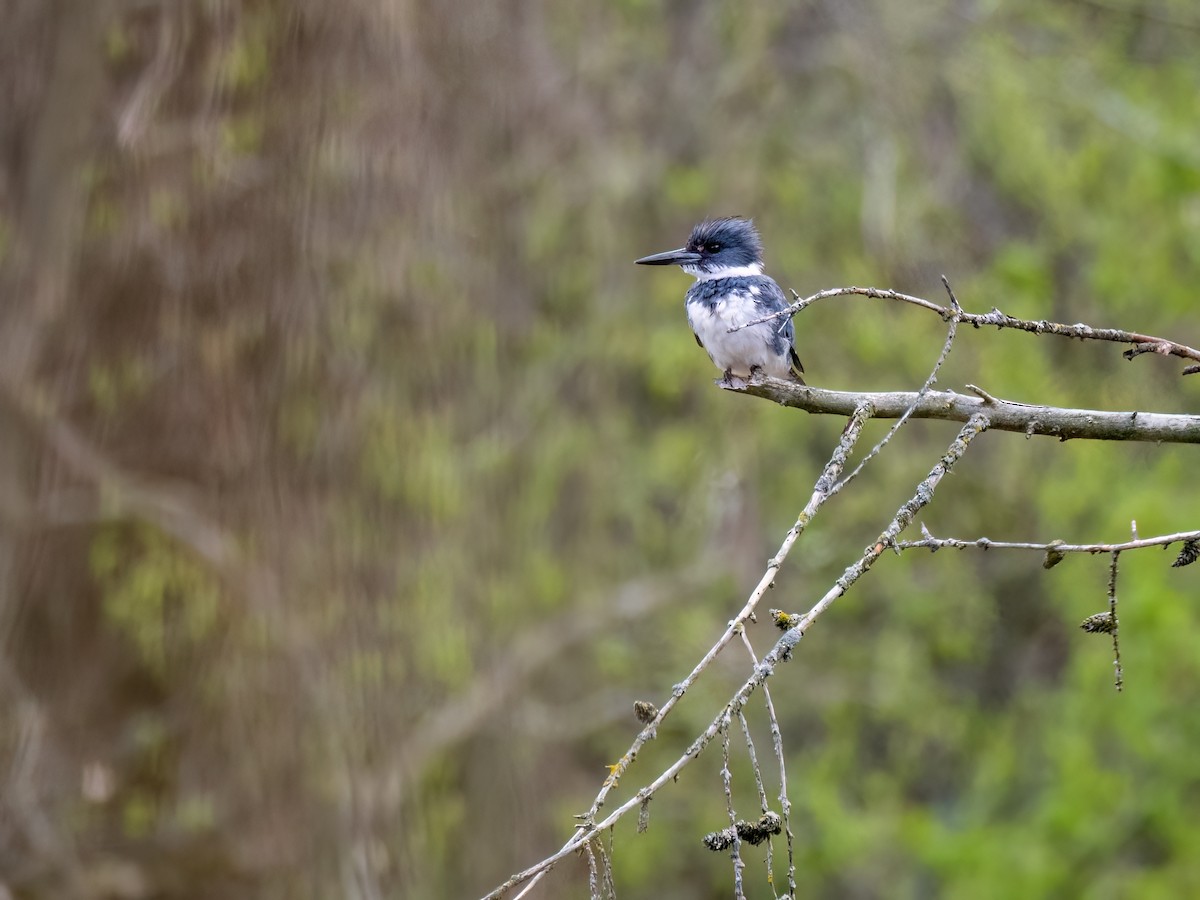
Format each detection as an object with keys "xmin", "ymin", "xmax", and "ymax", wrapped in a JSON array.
[
  {"xmin": 718, "ymin": 369, "xmax": 747, "ymax": 389},
  {"xmin": 748, "ymin": 365, "xmax": 766, "ymax": 383}
]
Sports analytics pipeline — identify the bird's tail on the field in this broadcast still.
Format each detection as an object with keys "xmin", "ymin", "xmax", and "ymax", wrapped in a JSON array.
[{"xmin": 789, "ymin": 348, "xmax": 805, "ymax": 385}]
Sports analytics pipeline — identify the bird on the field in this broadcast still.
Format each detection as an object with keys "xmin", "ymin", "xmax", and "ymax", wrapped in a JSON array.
[{"xmin": 635, "ymin": 217, "xmax": 804, "ymax": 386}]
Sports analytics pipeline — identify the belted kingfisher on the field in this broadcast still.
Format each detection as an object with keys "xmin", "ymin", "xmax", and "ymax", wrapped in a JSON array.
[{"xmin": 636, "ymin": 217, "xmax": 804, "ymax": 385}]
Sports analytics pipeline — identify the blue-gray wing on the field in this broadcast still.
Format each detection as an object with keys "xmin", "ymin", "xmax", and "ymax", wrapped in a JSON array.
[{"xmin": 750, "ymin": 276, "xmax": 804, "ymax": 380}]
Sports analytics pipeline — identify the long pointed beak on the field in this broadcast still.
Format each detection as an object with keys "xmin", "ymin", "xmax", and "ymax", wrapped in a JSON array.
[{"xmin": 635, "ymin": 248, "xmax": 702, "ymax": 266}]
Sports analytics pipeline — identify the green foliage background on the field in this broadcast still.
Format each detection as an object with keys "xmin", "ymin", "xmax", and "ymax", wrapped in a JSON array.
[{"xmin": 1, "ymin": 1, "xmax": 1198, "ymax": 898}]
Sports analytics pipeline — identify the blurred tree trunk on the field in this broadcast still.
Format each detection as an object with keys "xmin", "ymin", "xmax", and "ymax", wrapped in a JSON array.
[
  {"xmin": 11, "ymin": 0, "xmax": 108, "ymax": 370},
  {"xmin": 0, "ymin": 3, "xmax": 112, "ymax": 890}
]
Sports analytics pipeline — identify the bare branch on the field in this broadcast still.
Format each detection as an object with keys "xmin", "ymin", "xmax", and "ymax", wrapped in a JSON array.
[
  {"xmin": 728, "ymin": 285, "xmax": 1200, "ymax": 374},
  {"xmin": 481, "ymin": 415, "xmax": 990, "ymax": 900},
  {"xmin": 894, "ymin": 529, "xmax": 1200, "ymax": 555},
  {"xmin": 573, "ymin": 403, "xmax": 876, "ymax": 826},
  {"xmin": 583, "ymin": 839, "xmax": 600, "ymax": 900},
  {"xmin": 731, "ymin": 379, "xmax": 1200, "ymax": 443},
  {"xmin": 759, "ymin": 667, "xmax": 795, "ymax": 895},
  {"xmin": 737, "ymin": 629, "xmax": 789, "ymax": 892},
  {"xmin": 783, "ymin": 415, "xmax": 991, "ymax": 637},
  {"xmin": 901, "ymin": 527, "xmax": 1200, "ymax": 693},
  {"xmin": 719, "ymin": 719, "xmax": 746, "ymax": 899},
  {"xmin": 491, "ymin": 402, "xmax": 878, "ymax": 899}
]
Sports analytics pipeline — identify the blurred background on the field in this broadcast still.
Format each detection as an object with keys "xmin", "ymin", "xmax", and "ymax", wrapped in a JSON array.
[{"xmin": 1, "ymin": 1, "xmax": 1199, "ymax": 898}]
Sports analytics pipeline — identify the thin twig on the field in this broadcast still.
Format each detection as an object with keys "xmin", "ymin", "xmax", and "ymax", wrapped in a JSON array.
[
  {"xmin": 1108, "ymin": 551, "xmax": 1123, "ymax": 692},
  {"xmin": 760, "ymin": 678, "xmax": 794, "ymax": 896},
  {"xmin": 735, "ymin": 711, "xmax": 773, "ymax": 892},
  {"xmin": 727, "ymin": 285, "xmax": 1200, "ymax": 374},
  {"xmin": 739, "ymin": 628, "xmax": 792, "ymax": 897},
  {"xmin": 583, "ymin": 840, "xmax": 599, "ymax": 900},
  {"xmin": 720, "ymin": 719, "xmax": 745, "ymax": 900},
  {"xmin": 832, "ymin": 276, "xmax": 962, "ymax": 496},
  {"xmin": 735, "ymin": 711, "xmax": 770, "ymax": 816},
  {"xmin": 736, "ymin": 632, "xmax": 775, "ymax": 892},
  {"xmin": 894, "ymin": 529, "xmax": 1200, "ymax": 555},
  {"xmin": 783, "ymin": 415, "xmax": 991, "ymax": 638},
  {"xmin": 603, "ymin": 832, "xmax": 616, "ymax": 900}
]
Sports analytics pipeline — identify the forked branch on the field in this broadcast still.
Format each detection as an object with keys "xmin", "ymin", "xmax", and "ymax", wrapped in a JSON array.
[{"xmin": 483, "ymin": 415, "xmax": 990, "ymax": 900}]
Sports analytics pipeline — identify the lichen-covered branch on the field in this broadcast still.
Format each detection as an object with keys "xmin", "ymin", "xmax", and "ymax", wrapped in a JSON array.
[
  {"xmin": 893, "ymin": 529, "xmax": 1200, "ymax": 555},
  {"xmin": 731, "ymin": 379, "xmax": 1200, "ymax": 443},
  {"xmin": 492, "ymin": 402, "xmax": 877, "ymax": 899},
  {"xmin": 1107, "ymin": 551, "xmax": 1124, "ymax": 692},
  {"xmin": 780, "ymin": 414, "xmax": 991, "ymax": 637},
  {"xmin": 481, "ymin": 415, "xmax": 990, "ymax": 900}
]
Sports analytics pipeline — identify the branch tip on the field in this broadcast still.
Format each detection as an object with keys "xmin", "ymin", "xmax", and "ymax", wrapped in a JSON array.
[{"xmin": 965, "ymin": 383, "xmax": 998, "ymax": 404}]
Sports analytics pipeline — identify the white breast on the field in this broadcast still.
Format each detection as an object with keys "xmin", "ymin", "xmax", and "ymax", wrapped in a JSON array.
[{"xmin": 686, "ymin": 293, "xmax": 789, "ymax": 379}]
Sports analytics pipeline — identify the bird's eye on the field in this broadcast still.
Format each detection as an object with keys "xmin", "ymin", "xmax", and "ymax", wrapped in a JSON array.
[{"xmin": 707, "ymin": 243, "xmax": 721, "ymax": 253}]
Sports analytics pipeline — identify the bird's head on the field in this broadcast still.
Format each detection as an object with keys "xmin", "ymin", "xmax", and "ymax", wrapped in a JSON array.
[{"xmin": 635, "ymin": 217, "xmax": 764, "ymax": 278}]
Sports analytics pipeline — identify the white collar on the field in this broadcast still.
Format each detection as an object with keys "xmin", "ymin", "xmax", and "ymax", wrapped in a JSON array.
[{"xmin": 684, "ymin": 263, "xmax": 764, "ymax": 281}]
